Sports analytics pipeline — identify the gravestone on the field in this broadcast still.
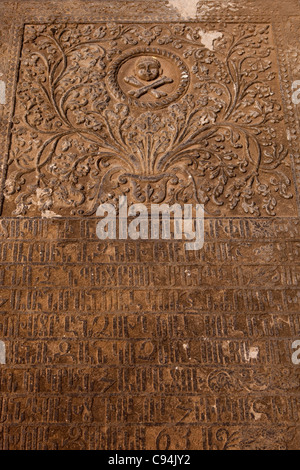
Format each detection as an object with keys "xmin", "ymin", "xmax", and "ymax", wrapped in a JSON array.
[{"xmin": 0, "ymin": 0, "xmax": 300, "ymax": 450}]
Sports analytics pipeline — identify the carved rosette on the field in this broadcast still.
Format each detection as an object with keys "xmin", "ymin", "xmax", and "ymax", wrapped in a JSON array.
[{"xmin": 3, "ymin": 23, "xmax": 296, "ymax": 216}]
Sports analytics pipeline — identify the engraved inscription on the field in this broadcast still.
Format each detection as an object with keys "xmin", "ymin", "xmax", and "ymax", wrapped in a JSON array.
[{"xmin": 0, "ymin": 0, "xmax": 300, "ymax": 451}]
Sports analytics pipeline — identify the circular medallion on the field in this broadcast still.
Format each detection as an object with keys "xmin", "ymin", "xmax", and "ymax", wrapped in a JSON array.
[{"xmin": 107, "ymin": 47, "xmax": 190, "ymax": 109}]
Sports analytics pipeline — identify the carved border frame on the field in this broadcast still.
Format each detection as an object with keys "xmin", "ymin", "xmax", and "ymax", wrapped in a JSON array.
[{"xmin": 0, "ymin": 1, "xmax": 299, "ymax": 218}]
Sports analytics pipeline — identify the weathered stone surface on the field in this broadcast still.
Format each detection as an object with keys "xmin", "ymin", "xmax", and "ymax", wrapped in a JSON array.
[{"xmin": 0, "ymin": 0, "xmax": 300, "ymax": 450}]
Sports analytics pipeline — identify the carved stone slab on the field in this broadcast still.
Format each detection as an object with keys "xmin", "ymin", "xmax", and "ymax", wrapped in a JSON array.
[
  {"xmin": 0, "ymin": 0, "xmax": 300, "ymax": 450},
  {"xmin": 2, "ymin": 21, "xmax": 298, "ymax": 218}
]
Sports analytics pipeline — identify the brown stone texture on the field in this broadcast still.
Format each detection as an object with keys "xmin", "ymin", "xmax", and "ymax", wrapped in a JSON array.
[{"xmin": 0, "ymin": 0, "xmax": 300, "ymax": 450}]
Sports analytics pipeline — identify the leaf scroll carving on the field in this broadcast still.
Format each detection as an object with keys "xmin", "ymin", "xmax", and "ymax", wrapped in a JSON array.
[{"xmin": 3, "ymin": 23, "xmax": 295, "ymax": 216}]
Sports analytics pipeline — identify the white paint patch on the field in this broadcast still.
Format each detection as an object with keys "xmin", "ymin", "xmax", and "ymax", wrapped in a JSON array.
[
  {"xmin": 249, "ymin": 346, "xmax": 259, "ymax": 359},
  {"xmin": 41, "ymin": 210, "xmax": 62, "ymax": 218},
  {"xmin": 35, "ymin": 189, "xmax": 61, "ymax": 218},
  {"xmin": 250, "ymin": 404, "xmax": 262, "ymax": 421},
  {"xmin": 244, "ymin": 346, "xmax": 259, "ymax": 362},
  {"xmin": 198, "ymin": 30, "xmax": 223, "ymax": 51},
  {"xmin": 36, "ymin": 188, "xmax": 46, "ymax": 199},
  {"xmin": 0, "ymin": 74, "xmax": 6, "ymax": 105},
  {"xmin": 292, "ymin": 340, "xmax": 300, "ymax": 365},
  {"xmin": 222, "ymin": 341, "xmax": 230, "ymax": 356},
  {"xmin": 0, "ymin": 341, "xmax": 6, "ymax": 364},
  {"xmin": 292, "ymin": 80, "xmax": 300, "ymax": 105},
  {"xmin": 168, "ymin": 0, "xmax": 199, "ymax": 18}
]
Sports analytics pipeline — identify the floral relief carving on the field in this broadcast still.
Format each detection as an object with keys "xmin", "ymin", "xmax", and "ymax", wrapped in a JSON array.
[{"xmin": 3, "ymin": 22, "xmax": 296, "ymax": 216}]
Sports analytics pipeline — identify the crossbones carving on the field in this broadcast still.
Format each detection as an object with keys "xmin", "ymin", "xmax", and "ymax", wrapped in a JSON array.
[
  {"xmin": 124, "ymin": 57, "xmax": 173, "ymax": 99},
  {"xmin": 125, "ymin": 75, "xmax": 174, "ymax": 98}
]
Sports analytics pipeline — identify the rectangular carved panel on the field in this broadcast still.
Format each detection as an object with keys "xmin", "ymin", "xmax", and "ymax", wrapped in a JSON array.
[
  {"xmin": 0, "ymin": 0, "xmax": 300, "ymax": 451},
  {"xmin": 2, "ymin": 22, "xmax": 297, "ymax": 217}
]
